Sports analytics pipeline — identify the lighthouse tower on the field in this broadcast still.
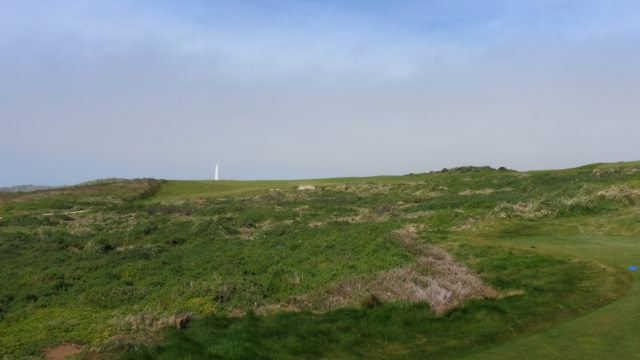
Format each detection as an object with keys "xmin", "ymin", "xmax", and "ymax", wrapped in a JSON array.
[{"xmin": 214, "ymin": 164, "xmax": 219, "ymax": 181}]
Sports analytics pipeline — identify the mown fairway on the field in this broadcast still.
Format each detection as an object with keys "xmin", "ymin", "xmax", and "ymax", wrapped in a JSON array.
[
  {"xmin": 462, "ymin": 235, "xmax": 640, "ymax": 360},
  {"xmin": 0, "ymin": 163, "xmax": 639, "ymax": 359}
]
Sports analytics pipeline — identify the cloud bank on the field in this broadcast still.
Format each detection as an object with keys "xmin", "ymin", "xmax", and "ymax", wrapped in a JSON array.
[{"xmin": 1, "ymin": 0, "xmax": 639, "ymax": 185}]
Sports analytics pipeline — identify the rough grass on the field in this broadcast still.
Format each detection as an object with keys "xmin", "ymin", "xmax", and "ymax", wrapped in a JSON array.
[
  {"xmin": 121, "ymin": 240, "xmax": 627, "ymax": 360},
  {"xmin": 270, "ymin": 225, "xmax": 497, "ymax": 315},
  {"xmin": 1, "ymin": 161, "xmax": 639, "ymax": 359}
]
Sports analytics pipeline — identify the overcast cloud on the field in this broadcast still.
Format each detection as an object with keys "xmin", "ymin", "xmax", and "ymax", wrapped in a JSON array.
[{"xmin": 1, "ymin": 0, "xmax": 639, "ymax": 186}]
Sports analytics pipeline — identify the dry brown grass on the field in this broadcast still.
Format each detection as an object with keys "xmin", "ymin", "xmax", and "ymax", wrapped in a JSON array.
[
  {"xmin": 595, "ymin": 185, "xmax": 640, "ymax": 200},
  {"xmin": 80, "ymin": 311, "xmax": 193, "ymax": 358},
  {"xmin": 109, "ymin": 310, "xmax": 192, "ymax": 333},
  {"xmin": 558, "ymin": 184, "xmax": 640, "ymax": 209},
  {"xmin": 0, "ymin": 179, "xmax": 160, "ymax": 205},
  {"xmin": 390, "ymin": 223, "xmax": 425, "ymax": 242},
  {"xmin": 506, "ymin": 290, "xmax": 525, "ymax": 297},
  {"xmin": 335, "ymin": 206, "xmax": 397, "ymax": 224},
  {"xmin": 116, "ymin": 245, "xmax": 135, "ymax": 252},
  {"xmin": 248, "ymin": 218, "xmax": 297, "ymax": 233},
  {"xmin": 493, "ymin": 201, "xmax": 550, "ymax": 219},
  {"xmin": 330, "ymin": 207, "xmax": 432, "ymax": 225},
  {"xmin": 331, "ymin": 183, "xmax": 397, "ymax": 196},
  {"xmin": 403, "ymin": 210, "xmax": 435, "ymax": 219},
  {"xmin": 64, "ymin": 212, "xmax": 138, "ymax": 235},
  {"xmin": 293, "ymin": 205, "xmax": 309, "ymax": 215},
  {"xmin": 260, "ymin": 224, "xmax": 496, "ymax": 315},
  {"xmin": 459, "ymin": 188, "xmax": 512, "ymax": 196},
  {"xmin": 239, "ymin": 227, "xmax": 258, "ymax": 240},
  {"xmin": 452, "ymin": 217, "xmax": 477, "ymax": 231},
  {"xmin": 412, "ymin": 190, "xmax": 443, "ymax": 197},
  {"xmin": 491, "ymin": 184, "xmax": 639, "ymax": 220},
  {"xmin": 309, "ymin": 220, "xmax": 324, "ymax": 228},
  {"xmin": 325, "ymin": 183, "xmax": 431, "ymax": 198},
  {"xmin": 247, "ymin": 189, "xmax": 314, "ymax": 203},
  {"xmin": 592, "ymin": 167, "xmax": 640, "ymax": 177},
  {"xmin": 293, "ymin": 245, "xmax": 496, "ymax": 314}
]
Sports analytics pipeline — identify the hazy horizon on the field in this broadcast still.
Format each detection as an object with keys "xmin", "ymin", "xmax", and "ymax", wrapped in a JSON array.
[
  {"xmin": 2, "ymin": 1, "xmax": 639, "ymax": 187},
  {"xmin": 4, "ymin": 160, "xmax": 640, "ymax": 188}
]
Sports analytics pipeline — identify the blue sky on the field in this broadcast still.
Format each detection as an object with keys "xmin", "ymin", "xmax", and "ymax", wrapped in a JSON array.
[{"xmin": 1, "ymin": 1, "xmax": 640, "ymax": 185}]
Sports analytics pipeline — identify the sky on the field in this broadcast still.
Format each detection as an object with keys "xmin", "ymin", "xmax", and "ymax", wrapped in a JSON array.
[{"xmin": 1, "ymin": 0, "xmax": 639, "ymax": 186}]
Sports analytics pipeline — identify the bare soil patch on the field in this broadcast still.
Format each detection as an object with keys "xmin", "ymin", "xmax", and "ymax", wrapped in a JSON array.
[{"xmin": 45, "ymin": 343, "xmax": 83, "ymax": 360}]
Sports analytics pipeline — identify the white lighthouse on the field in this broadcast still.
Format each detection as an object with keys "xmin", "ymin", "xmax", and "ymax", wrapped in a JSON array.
[{"xmin": 214, "ymin": 163, "xmax": 219, "ymax": 181}]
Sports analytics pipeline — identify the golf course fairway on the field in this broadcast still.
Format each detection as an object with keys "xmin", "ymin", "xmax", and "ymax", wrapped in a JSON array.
[{"xmin": 463, "ymin": 235, "xmax": 640, "ymax": 359}]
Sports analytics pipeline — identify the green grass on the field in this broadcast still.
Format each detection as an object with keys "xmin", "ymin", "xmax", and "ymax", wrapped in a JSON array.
[
  {"xmin": 572, "ymin": 160, "xmax": 640, "ymax": 170},
  {"xmin": 461, "ymin": 236, "xmax": 640, "ymax": 360},
  {"xmin": 1, "ymin": 162, "xmax": 640, "ymax": 358},
  {"xmin": 150, "ymin": 175, "xmax": 433, "ymax": 202},
  {"xmin": 123, "ymin": 239, "xmax": 627, "ymax": 360}
]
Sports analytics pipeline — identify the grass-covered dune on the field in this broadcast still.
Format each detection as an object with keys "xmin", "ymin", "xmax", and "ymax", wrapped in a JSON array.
[{"xmin": 0, "ymin": 162, "xmax": 639, "ymax": 359}]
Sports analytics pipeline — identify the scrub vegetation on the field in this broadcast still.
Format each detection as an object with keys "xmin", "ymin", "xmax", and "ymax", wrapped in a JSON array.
[{"xmin": 0, "ymin": 162, "xmax": 639, "ymax": 359}]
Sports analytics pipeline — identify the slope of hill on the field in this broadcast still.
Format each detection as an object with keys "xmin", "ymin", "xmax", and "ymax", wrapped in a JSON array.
[
  {"xmin": 0, "ymin": 163, "xmax": 638, "ymax": 359},
  {"xmin": 0, "ymin": 185, "xmax": 61, "ymax": 193}
]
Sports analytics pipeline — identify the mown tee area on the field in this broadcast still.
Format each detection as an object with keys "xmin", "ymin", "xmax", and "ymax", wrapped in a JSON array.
[{"xmin": 1, "ymin": 162, "xmax": 639, "ymax": 359}]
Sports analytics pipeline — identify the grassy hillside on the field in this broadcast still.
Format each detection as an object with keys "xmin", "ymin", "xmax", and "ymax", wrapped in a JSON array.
[
  {"xmin": 0, "ymin": 163, "xmax": 639, "ymax": 359},
  {"xmin": 149, "ymin": 175, "xmax": 425, "ymax": 201}
]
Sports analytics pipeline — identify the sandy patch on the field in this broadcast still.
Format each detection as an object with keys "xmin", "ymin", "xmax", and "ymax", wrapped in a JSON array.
[{"xmin": 44, "ymin": 343, "xmax": 83, "ymax": 360}]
